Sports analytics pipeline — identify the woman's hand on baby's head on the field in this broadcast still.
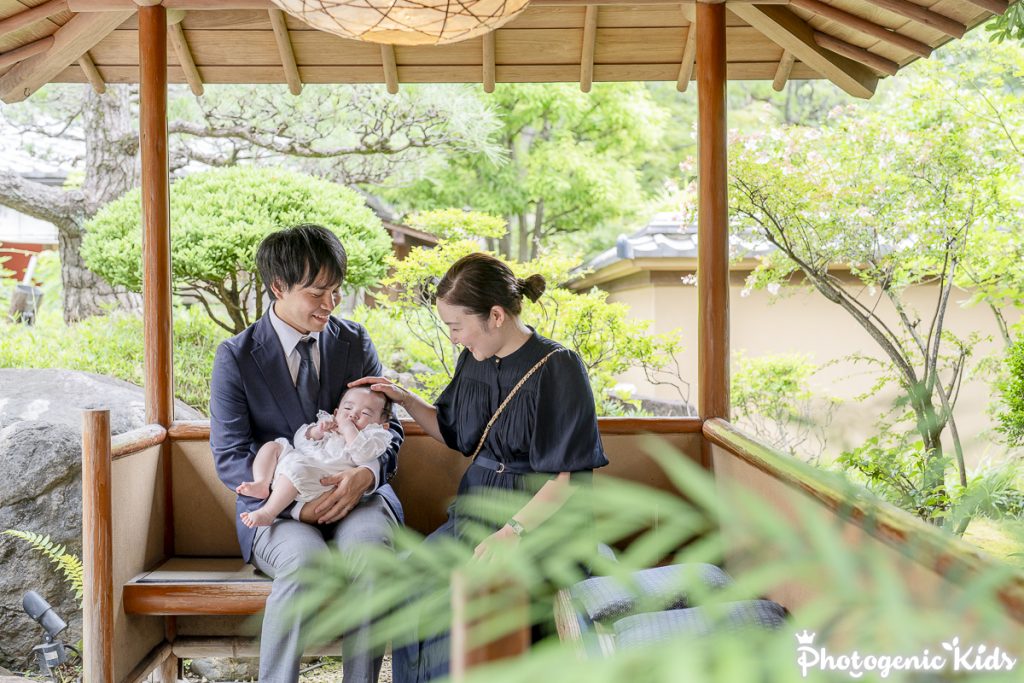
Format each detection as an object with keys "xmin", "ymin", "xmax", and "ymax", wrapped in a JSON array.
[{"xmin": 348, "ymin": 376, "xmax": 407, "ymax": 406}]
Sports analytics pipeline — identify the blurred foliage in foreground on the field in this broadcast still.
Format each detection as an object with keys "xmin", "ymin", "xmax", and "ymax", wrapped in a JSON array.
[{"xmin": 288, "ymin": 440, "xmax": 1024, "ymax": 682}]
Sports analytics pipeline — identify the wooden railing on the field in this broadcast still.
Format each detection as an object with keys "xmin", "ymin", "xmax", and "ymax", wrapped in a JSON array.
[
  {"xmin": 94, "ymin": 413, "xmax": 1024, "ymax": 677},
  {"xmin": 704, "ymin": 417, "xmax": 1024, "ymax": 625}
]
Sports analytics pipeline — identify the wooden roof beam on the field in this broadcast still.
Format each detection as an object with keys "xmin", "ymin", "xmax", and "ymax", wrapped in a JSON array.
[
  {"xmin": 730, "ymin": 4, "xmax": 877, "ymax": 99},
  {"xmin": 859, "ymin": 0, "xmax": 966, "ymax": 39},
  {"xmin": 0, "ymin": 35, "xmax": 54, "ymax": 70},
  {"xmin": 790, "ymin": 0, "xmax": 932, "ymax": 58},
  {"xmin": 68, "ymin": 0, "xmax": 269, "ymax": 9},
  {"xmin": 167, "ymin": 12, "xmax": 203, "ymax": 96},
  {"xmin": 0, "ymin": 0, "xmax": 67, "ymax": 39},
  {"xmin": 533, "ymin": 0, "xmax": 792, "ymax": 5},
  {"xmin": 381, "ymin": 44, "xmax": 398, "ymax": 94},
  {"xmin": 772, "ymin": 50, "xmax": 795, "ymax": 91},
  {"xmin": 580, "ymin": 6, "xmax": 597, "ymax": 92},
  {"xmin": 66, "ymin": 0, "xmax": 794, "ymax": 7},
  {"xmin": 0, "ymin": 9, "xmax": 132, "ymax": 103},
  {"xmin": 963, "ymin": 0, "xmax": 1009, "ymax": 14},
  {"xmin": 78, "ymin": 50, "xmax": 105, "ymax": 93},
  {"xmin": 268, "ymin": 8, "xmax": 301, "ymax": 95},
  {"xmin": 814, "ymin": 31, "xmax": 898, "ymax": 76},
  {"xmin": 676, "ymin": 4, "xmax": 696, "ymax": 92},
  {"xmin": 482, "ymin": 31, "xmax": 495, "ymax": 93}
]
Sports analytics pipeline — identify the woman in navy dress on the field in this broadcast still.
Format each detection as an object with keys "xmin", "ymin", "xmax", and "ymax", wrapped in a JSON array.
[{"xmin": 352, "ymin": 252, "xmax": 608, "ymax": 681}]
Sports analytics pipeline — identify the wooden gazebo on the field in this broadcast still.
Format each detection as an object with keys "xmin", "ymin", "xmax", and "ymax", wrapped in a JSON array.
[{"xmin": 1, "ymin": 1, "xmax": 1020, "ymax": 682}]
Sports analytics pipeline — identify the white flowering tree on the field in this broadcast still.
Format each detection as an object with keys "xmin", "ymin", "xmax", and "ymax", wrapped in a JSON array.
[{"xmin": 729, "ymin": 94, "xmax": 1015, "ymax": 528}]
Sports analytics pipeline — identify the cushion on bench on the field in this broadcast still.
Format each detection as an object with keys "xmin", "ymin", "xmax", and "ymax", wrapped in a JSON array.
[
  {"xmin": 570, "ymin": 563, "xmax": 733, "ymax": 624},
  {"xmin": 613, "ymin": 599, "xmax": 788, "ymax": 649}
]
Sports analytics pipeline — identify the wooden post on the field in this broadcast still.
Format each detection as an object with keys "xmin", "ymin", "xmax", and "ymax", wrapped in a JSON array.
[
  {"xmin": 139, "ymin": 7, "xmax": 177, "ymax": 639},
  {"xmin": 450, "ymin": 571, "xmax": 530, "ymax": 680},
  {"xmin": 140, "ymin": 3, "xmax": 173, "ymax": 428},
  {"xmin": 697, "ymin": 0, "xmax": 728, "ymax": 469},
  {"xmin": 83, "ymin": 409, "xmax": 114, "ymax": 683}
]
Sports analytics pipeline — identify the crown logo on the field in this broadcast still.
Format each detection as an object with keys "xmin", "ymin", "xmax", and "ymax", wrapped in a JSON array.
[{"xmin": 795, "ymin": 630, "xmax": 817, "ymax": 646}]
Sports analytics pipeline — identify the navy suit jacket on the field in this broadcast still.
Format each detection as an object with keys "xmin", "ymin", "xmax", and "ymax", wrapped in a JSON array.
[{"xmin": 210, "ymin": 312, "xmax": 403, "ymax": 562}]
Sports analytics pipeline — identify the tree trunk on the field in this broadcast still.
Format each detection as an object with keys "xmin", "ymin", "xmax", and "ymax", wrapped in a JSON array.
[
  {"xmin": 910, "ymin": 386, "xmax": 948, "ymax": 525},
  {"xmin": 530, "ymin": 200, "xmax": 544, "ymax": 261},
  {"xmin": 59, "ymin": 230, "xmax": 140, "ymax": 322},
  {"xmin": 517, "ymin": 212, "xmax": 530, "ymax": 262},
  {"xmin": 498, "ymin": 221, "xmax": 511, "ymax": 259},
  {"xmin": 55, "ymin": 85, "xmax": 143, "ymax": 322}
]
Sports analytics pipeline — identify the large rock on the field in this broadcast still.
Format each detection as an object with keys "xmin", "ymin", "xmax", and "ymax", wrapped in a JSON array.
[
  {"xmin": 0, "ymin": 369, "xmax": 203, "ymax": 670},
  {"xmin": 0, "ymin": 368, "xmax": 202, "ymax": 434},
  {"xmin": 188, "ymin": 656, "xmax": 261, "ymax": 681}
]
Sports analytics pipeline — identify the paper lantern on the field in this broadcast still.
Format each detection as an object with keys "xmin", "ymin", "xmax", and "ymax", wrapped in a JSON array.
[{"xmin": 271, "ymin": 0, "xmax": 531, "ymax": 46}]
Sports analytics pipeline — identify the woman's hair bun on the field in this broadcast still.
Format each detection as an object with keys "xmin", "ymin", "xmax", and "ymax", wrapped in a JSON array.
[{"xmin": 519, "ymin": 274, "xmax": 546, "ymax": 303}]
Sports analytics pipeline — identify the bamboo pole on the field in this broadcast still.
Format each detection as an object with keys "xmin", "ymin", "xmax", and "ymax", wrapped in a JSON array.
[
  {"xmin": 676, "ymin": 5, "xmax": 697, "ymax": 92},
  {"xmin": 168, "ymin": 19, "xmax": 204, "ymax": 96},
  {"xmin": 381, "ymin": 44, "xmax": 398, "ymax": 94},
  {"xmin": 78, "ymin": 51, "xmax": 106, "ymax": 94},
  {"xmin": 82, "ymin": 409, "xmax": 114, "ymax": 683},
  {"xmin": 697, "ymin": 0, "xmax": 729, "ymax": 470},
  {"xmin": 269, "ymin": 8, "xmax": 301, "ymax": 95},
  {"xmin": 0, "ymin": 0, "xmax": 67, "ymax": 39},
  {"xmin": 482, "ymin": 31, "xmax": 495, "ymax": 93},
  {"xmin": 580, "ymin": 6, "xmax": 598, "ymax": 92},
  {"xmin": 772, "ymin": 51, "xmax": 794, "ymax": 91}
]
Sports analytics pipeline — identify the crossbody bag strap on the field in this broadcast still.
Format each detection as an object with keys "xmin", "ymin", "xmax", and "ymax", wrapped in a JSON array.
[{"xmin": 469, "ymin": 350, "xmax": 559, "ymax": 460}]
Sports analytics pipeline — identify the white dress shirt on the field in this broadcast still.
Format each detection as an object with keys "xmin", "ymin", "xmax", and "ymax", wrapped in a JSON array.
[{"xmin": 268, "ymin": 303, "xmax": 382, "ymax": 520}]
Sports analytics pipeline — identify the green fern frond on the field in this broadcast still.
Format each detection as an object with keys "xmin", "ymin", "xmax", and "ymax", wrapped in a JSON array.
[{"xmin": 4, "ymin": 529, "xmax": 84, "ymax": 607}]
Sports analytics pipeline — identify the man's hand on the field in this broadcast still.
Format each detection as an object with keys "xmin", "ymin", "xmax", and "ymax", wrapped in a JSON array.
[{"xmin": 307, "ymin": 467, "xmax": 375, "ymax": 524}]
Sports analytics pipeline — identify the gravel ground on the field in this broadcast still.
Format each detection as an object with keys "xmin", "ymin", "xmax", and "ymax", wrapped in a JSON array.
[{"xmin": 181, "ymin": 656, "xmax": 392, "ymax": 683}]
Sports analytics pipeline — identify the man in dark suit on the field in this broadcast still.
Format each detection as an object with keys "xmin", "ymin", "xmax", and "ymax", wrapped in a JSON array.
[{"xmin": 210, "ymin": 224, "xmax": 403, "ymax": 683}]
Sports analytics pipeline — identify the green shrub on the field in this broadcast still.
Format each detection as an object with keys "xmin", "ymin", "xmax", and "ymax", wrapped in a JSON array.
[
  {"xmin": 730, "ymin": 352, "xmax": 837, "ymax": 463},
  {"xmin": 997, "ymin": 337, "xmax": 1024, "ymax": 447},
  {"xmin": 82, "ymin": 166, "xmax": 392, "ymax": 334},
  {"xmin": 406, "ymin": 208, "xmax": 507, "ymax": 240},
  {"xmin": 369, "ymin": 227, "xmax": 685, "ymax": 413}
]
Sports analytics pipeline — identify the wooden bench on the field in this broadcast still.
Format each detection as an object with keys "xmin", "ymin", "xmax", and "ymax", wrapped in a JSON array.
[{"xmin": 89, "ymin": 415, "xmax": 703, "ymax": 682}]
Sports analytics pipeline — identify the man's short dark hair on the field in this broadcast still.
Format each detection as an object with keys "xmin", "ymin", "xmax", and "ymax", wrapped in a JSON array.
[{"xmin": 256, "ymin": 224, "xmax": 347, "ymax": 300}]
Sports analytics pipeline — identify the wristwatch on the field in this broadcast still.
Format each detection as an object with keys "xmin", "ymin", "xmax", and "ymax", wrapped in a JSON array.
[{"xmin": 507, "ymin": 518, "xmax": 527, "ymax": 538}]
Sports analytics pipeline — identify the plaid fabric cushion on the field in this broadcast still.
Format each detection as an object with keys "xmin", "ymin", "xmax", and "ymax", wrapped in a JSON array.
[
  {"xmin": 613, "ymin": 599, "xmax": 789, "ymax": 649},
  {"xmin": 570, "ymin": 563, "xmax": 733, "ymax": 624}
]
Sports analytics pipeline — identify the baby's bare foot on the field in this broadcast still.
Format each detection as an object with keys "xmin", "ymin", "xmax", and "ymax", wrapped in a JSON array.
[
  {"xmin": 236, "ymin": 481, "xmax": 271, "ymax": 499},
  {"xmin": 240, "ymin": 509, "xmax": 274, "ymax": 528}
]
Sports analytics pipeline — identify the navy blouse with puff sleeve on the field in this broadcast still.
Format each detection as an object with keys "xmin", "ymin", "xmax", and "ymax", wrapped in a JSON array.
[{"xmin": 434, "ymin": 330, "xmax": 608, "ymax": 497}]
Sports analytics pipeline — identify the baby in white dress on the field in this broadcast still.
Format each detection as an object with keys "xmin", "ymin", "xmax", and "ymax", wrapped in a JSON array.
[{"xmin": 237, "ymin": 386, "xmax": 393, "ymax": 527}]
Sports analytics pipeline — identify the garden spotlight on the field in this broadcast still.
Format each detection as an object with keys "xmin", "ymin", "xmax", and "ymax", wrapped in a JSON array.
[{"xmin": 22, "ymin": 591, "xmax": 70, "ymax": 677}]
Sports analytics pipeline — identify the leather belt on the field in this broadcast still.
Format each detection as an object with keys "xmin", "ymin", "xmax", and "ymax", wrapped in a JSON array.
[{"xmin": 473, "ymin": 455, "xmax": 533, "ymax": 474}]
